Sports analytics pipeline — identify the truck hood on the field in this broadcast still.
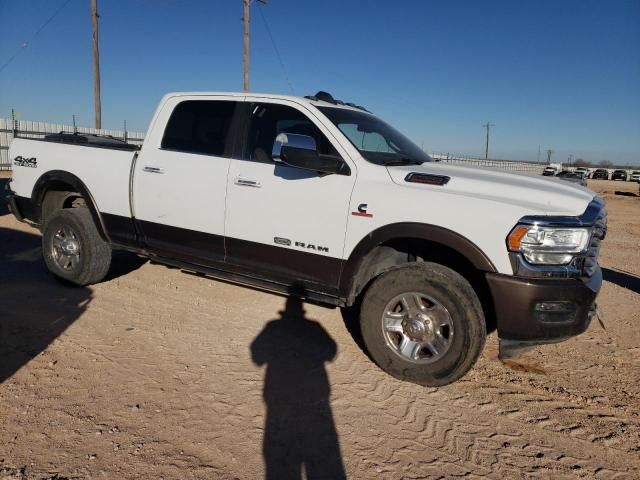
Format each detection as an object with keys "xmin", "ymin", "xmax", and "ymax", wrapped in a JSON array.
[{"xmin": 385, "ymin": 162, "xmax": 595, "ymax": 216}]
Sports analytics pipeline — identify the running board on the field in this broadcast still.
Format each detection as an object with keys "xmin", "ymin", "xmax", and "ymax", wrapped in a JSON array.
[{"xmin": 147, "ymin": 254, "xmax": 345, "ymax": 308}]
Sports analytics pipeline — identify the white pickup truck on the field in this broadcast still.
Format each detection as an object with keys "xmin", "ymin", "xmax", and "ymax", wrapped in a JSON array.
[{"xmin": 5, "ymin": 91, "xmax": 607, "ymax": 386}]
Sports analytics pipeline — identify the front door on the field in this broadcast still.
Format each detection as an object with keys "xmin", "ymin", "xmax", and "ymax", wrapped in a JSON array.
[
  {"xmin": 224, "ymin": 99, "xmax": 356, "ymax": 293},
  {"xmin": 133, "ymin": 96, "xmax": 241, "ymax": 265}
]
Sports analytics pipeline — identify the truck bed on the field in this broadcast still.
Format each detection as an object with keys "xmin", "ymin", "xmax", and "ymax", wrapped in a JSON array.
[{"xmin": 8, "ymin": 137, "xmax": 136, "ymax": 220}]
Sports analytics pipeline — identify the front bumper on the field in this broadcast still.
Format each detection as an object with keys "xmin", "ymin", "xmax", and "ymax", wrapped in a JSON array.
[{"xmin": 487, "ymin": 266, "xmax": 601, "ymax": 342}]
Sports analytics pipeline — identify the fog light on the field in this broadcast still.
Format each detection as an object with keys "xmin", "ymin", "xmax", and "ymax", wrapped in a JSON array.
[{"xmin": 534, "ymin": 301, "xmax": 577, "ymax": 323}]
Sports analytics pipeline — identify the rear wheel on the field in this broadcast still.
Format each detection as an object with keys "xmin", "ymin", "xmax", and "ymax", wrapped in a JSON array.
[
  {"xmin": 360, "ymin": 262, "xmax": 486, "ymax": 386},
  {"xmin": 43, "ymin": 208, "xmax": 112, "ymax": 286}
]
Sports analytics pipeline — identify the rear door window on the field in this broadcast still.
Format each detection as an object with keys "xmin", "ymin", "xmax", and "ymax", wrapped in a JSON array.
[{"xmin": 161, "ymin": 100, "xmax": 238, "ymax": 156}]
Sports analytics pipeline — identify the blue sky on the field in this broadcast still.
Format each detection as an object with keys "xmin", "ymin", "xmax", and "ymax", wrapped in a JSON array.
[{"xmin": 0, "ymin": 0, "xmax": 638, "ymax": 164}]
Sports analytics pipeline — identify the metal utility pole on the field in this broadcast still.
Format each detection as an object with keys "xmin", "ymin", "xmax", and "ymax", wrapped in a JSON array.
[
  {"xmin": 91, "ymin": 0, "xmax": 101, "ymax": 129},
  {"xmin": 483, "ymin": 121, "xmax": 494, "ymax": 160},
  {"xmin": 546, "ymin": 149, "xmax": 554, "ymax": 164},
  {"xmin": 243, "ymin": 0, "xmax": 268, "ymax": 92}
]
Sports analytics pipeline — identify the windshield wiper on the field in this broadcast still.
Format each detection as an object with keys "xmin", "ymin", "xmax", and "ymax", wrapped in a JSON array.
[{"xmin": 380, "ymin": 158, "xmax": 424, "ymax": 166}]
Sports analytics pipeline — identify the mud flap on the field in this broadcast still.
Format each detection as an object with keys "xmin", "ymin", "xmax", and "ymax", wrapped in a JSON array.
[
  {"xmin": 498, "ymin": 303, "xmax": 599, "ymax": 360},
  {"xmin": 498, "ymin": 339, "xmax": 543, "ymax": 360}
]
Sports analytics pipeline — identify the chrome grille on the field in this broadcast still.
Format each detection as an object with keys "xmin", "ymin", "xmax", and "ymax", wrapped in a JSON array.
[{"xmin": 582, "ymin": 205, "xmax": 607, "ymax": 277}]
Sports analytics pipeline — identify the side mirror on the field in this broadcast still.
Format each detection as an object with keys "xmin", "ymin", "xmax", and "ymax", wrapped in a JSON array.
[{"xmin": 272, "ymin": 133, "xmax": 348, "ymax": 175}]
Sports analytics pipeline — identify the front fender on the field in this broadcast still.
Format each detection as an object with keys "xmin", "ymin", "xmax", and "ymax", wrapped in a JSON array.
[{"xmin": 339, "ymin": 222, "xmax": 497, "ymax": 302}]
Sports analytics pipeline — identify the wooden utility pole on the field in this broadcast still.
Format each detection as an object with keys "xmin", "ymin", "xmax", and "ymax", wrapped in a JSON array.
[
  {"xmin": 243, "ymin": 0, "xmax": 250, "ymax": 92},
  {"xmin": 91, "ymin": 0, "xmax": 101, "ymax": 129},
  {"xmin": 483, "ymin": 121, "xmax": 494, "ymax": 160},
  {"xmin": 242, "ymin": 0, "xmax": 268, "ymax": 92}
]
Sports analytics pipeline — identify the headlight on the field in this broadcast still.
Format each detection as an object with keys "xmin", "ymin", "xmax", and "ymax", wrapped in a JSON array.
[{"xmin": 507, "ymin": 225, "xmax": 590, "ymax": 265}]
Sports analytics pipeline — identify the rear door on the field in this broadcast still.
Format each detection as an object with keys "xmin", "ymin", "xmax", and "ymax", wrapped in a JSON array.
[
  {"xmin": 224, "ymin": 99, "xmax": 356, "ymax": 293},
  {"xmin": 133, "ymin": 95, "xmax": 242, "ymax": 265}
]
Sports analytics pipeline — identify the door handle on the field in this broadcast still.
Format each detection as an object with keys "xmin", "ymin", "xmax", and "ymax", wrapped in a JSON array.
[
  {"xmin": 234, "ymin": 178, "xmax": 261, "ymax": 188},
  {"xmin": 143, "ymin": 166, "xmax": 165, "ymax": 174}
]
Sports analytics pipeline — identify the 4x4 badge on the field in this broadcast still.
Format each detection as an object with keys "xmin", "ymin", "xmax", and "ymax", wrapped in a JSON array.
[
  {"xmin": 13, "ymin": 156, "xmax": 37, "ymax": 168},
  {"xmin": 352, "ymin": 203, "xmax": 373, "ymax": 218}
]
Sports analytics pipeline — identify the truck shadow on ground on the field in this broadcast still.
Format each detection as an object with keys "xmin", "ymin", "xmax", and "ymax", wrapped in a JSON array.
[
  {"xmin": 250, "ymin": 285, "xmax": 346, "ymax": 480},
  {"xmin": 0, "ymin": 226, "xmax": 145, "ymax": 384},
  {"xmin": 602, "ymin": 267, "xmax": 640, "ymax": 295}
]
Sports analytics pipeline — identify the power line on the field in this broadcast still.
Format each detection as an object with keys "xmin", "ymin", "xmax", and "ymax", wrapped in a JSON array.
[
  {"xmin": 0, "ymin": 0, "xmax": 74, "ymax": 74},
  {"xmin": 257, "ymin": 4, "xmax": 294, "ymax": 94}
]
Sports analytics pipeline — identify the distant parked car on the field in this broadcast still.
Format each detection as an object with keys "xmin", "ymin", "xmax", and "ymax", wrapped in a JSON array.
[
  {"xmin": 611, "ymin": 169, "xmax": 628, "ymax": 181},
  {"xmin": 630, "ymin": 171, "xmax": 640, "ymax": 182},
  {"xmin": 574, "ymin": 167, "xmax": 590, "ymax": 178},
  {"xmin": 592, "ymin": 169, "xmax": 609, "ymax": 180},
  {"xmin": 556, "ymin": 171, "xmax": 588, "ymax": 187},
  {"xmin": 542, "ymin": 166, "xmax": 558, "ymax": 176}
]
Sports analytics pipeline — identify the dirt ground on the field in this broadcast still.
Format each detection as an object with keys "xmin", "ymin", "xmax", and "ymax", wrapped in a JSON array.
[{"xmin": 1, "ymin": 173, "xmax": 639, "ymax": 479}]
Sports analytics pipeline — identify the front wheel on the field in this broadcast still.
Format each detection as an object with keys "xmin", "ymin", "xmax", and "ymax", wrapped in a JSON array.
[
  {"xmin": 360, "ymin": 263, "xmax": 486, "ymax": 386},
  {"xmin": 42, "ymin": 208, "xmax": 112, "ymax": 286}
]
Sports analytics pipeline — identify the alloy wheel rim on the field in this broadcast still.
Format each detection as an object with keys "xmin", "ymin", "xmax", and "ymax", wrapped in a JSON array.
[
  {"xmin": 381, "ymin": 291, "xmax": 454, "ymax": 364},
  {"xmin": 51, "ymin": 226, "xmax": 81, "ymax": 272}
]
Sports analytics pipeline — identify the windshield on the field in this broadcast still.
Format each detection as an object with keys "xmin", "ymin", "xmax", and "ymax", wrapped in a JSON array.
[{"xmin": 317, "ymin": 107, "xmax": 431, "ymax": 165}]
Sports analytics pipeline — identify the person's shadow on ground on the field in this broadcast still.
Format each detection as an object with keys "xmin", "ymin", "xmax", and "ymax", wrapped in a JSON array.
[{"xmin": 251, "ymin": 285, "xmax": 346, "ymax": 480}]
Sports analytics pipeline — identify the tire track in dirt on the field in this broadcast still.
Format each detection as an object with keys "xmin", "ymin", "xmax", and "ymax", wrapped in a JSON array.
[{"xmin": 327, "ymin": 353, "xmax": 639, "ymax": 479}]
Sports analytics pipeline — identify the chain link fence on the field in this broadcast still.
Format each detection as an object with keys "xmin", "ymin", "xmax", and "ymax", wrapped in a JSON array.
[
  {"xmin": 2, "ymin": 117, "xmax": 549, "ymax": 175},
  {"xmin": 430, "ymin": 153, "xmax": 547, "ymax": 174}
]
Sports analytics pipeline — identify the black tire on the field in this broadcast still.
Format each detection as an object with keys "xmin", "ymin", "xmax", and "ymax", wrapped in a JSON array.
[
  {"xmin": 42, "ymin": 208, "xmax": 112, "ymax": 286},
  {"xmin": 360, "ymin": 262, "xmax": 486, "ymax": 386}
]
